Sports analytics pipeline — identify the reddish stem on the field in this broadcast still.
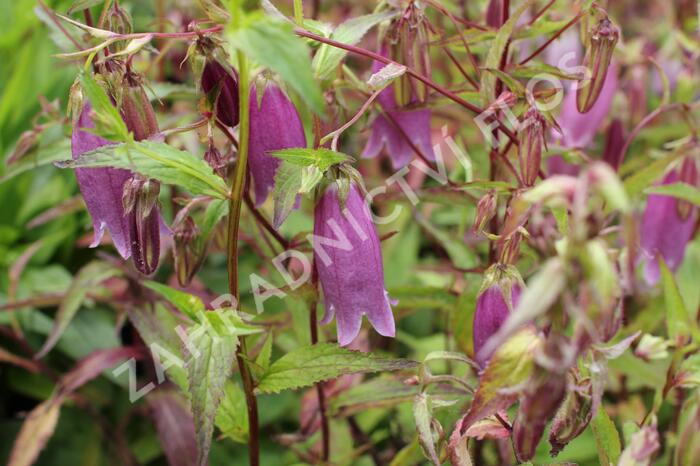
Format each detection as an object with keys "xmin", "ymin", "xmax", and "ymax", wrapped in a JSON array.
[{"xmin": 518, "ymin": 11, "xmax": 584, "ymax": 65}]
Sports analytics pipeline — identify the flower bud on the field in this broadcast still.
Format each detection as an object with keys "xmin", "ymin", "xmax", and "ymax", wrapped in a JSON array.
[
  {"xmin": 577, "ymin": 17, "xmax": 620, "ymax": 113},
  {"xmin": 618, "ymin": 422, "xmax": 660, "ymax": 466},
  {"xmin": 549, "ymin": 374, "xmax": 593, "ymax": 455},
  {"xmin": 513, "ymin": 372, "xmax": 567, "ymax": 462},
  {"xmin": 473, "ymin": 264, "xmax": 523, "ymax": 366},
  {"xmin": 473, "ymin": 191, "xmax": 497, "ymax": 234},
  {"xmin": 173, "ymin": 216, "xmax": 204, "ymax": 287},
  {"xmin": 120, "ymin": 72, "xmax": 159, "ymax": 141},
  {"xmin": 123, "ymin": 175, "xmax": 161, "ymax": 275},
  {"xmin": 204, "ymin": 137, "xmax": 228, "ymax": 178},
  {"xmin": 387, "ymin": 3, "xmax": 431, "ymax": 106},
  {"xmin": 105, "ymin": 2, "xmax": 133, "ymax": 52},
  {"xmin": 313, "ymin": 181, "xmax": 395, "ymax": 346},
  {"xmin": 201, "ymin": 59, "xmax": 240, "ymax": 127},
  {"xmin": 518, "ymin": 107, "xmax": 547, "ymax": 187},
  {"xmin": 602, "ymin": 118, "xmax": 625, "ymax": 170},
  {"xmin": 634, "ymin": 334, "xmax": 670, "ymax": 361},
  {"xmin": 485, "ymin": 0, "xmax": 504, "ymax": 28}
]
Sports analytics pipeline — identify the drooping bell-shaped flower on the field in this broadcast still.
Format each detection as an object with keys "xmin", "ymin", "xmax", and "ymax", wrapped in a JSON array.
[
  {"xmin": 71, "ymin": 104, "xmax": 132, "ymax": 259},
  {"xmin": 362, "ymin": 45, "xmax": 435, "ymax": 169},
  {"xmin": 313, "ymin": 181, "xmax": 395, "ymax": 346},
  {"xmin": 248, "ymin": 83, "xmax": 306, "ymax": 206},
  {"xmin": 201, "ymin": 59, "xmax": 239, "ymax": 127},
  {"xmin": 473, "ymin": 265, "xmax": 523, "ymax": 366},
  {"xmin": 640, "ymin": 158, "xmax": 699, "ymax": 285}
]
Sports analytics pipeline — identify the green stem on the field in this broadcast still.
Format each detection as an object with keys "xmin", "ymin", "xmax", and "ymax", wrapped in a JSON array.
[
  {"xmin": 293, "ymin": 0, "xmax": 304, "ymax": 26},
  {"xmin": 226, "ymin": 44, "xmax": 260, "ymax": 466}
]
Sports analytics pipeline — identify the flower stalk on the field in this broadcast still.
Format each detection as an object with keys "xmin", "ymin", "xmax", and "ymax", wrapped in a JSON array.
[{"xmin": 225, "ymin": 25, "xmax": 260, "ymax": 466}]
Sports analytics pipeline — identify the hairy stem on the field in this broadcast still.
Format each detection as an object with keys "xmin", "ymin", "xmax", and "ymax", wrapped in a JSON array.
[{"xmin": 309, "ymin": 264, "xmax": 330, "ymax": 461}]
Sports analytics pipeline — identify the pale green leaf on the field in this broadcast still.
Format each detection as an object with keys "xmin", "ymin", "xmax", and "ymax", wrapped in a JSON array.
[
  {"xmin": 645, "ymin": 182, "xmax": 700, "ymax": 207},
  {"xmin": 312, "ymin": 10, "xmax": 397, "ymax": 80},
  {"xmin": 272, "ymin": 161, "xmax": 302, "ymax": 229},
  {"xmin": 144, "ymin": 281, "xmax": 205, "ymax": 321},
  {"xmin": 479, "ymin": 0, "xmax": 536, "ymax": 105},
  {"xmin": 229, "ymin": 17, "xmax": 325, "ymax": 114},
  {"xmin": 79, "ymin": 72, "xmax": 130, "ymax": 142},
  {"xmin": 659, "ymin": 257, "xmax": 693, "ymax": 342},
  {"xmin": 36, "ymin": 261, "xmax": 119, "ymax": 358},
  {"xmin": 591, "ymin": 407, "xmax": 622, "ymax": 465},
  {"xmin": 214, "ymin": 380, "xmax": 249, "ymax": 443},
  {"xmin": 269, "ymin": 147, "xmax": 351, "ymax": 170},
  {"xmin": 57, "ymin": 140, "xmax": 229, "ymax": 199},
  {"xmin": 256, "ymin": 343, "xmax": 418, "ymax": 394}
]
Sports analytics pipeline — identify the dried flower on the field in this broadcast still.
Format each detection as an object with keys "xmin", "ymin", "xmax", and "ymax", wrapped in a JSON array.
[
  {"xmin": 313, "ymin": 182, "xmax": 395, "ymax": 346},
  {"xmin": 120, "ymin": 72, "xmax": 160, "ymax": 141},
  {"xmin": 123, "ymin": 175, "xmax": 162, "ymax": 275},
  {"xmin": 473, "ymin": 264, "xmax": 523, "ymax": 366},
  {"xmin": 201, "ymin": 59, "xmax": 239, "ymax": 127},
  {"xmin": 639, "ymin": 159, "xmax": 699, "ymax": 285},
  {"xmin": 173, "ymin": 216, "xmax": 204, "ymax": 287},
  {"xmin": 248, "ymin": 83, "xmax": 306, "ymax": 206},
  {"xmin": 71, "ymin": 103, "xmax": 132, "ymax": 259},
  {"xmin": 577, "ymin": 17, "xmax": 620, "ymax": 113},
  {"xmin": 518, "ymin": 107, "xmax": 547, "ymax": 186}
]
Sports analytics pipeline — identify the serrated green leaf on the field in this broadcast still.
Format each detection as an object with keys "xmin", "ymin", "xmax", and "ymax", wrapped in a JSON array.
[
  {"xmin": 272, "ymin": 161, "xmax": 302, "ymax": 229},
  {"xmin": 312, "ymin": 10, "xmax": 397, "ymax": 80},
  {"xmin": 269, "ymin": 147, "xmax": 351, "ymax": 170},
  {"xmin": 479, "ymin": 0, "xmax": 536, "ymax": 105},
  {"xmin": 256, "ymin": 343, "xmax": 418, "ymax": 394},
  {"xmin": 214, "ymin": 380, "xmax": 248, "ymax": 443},
  {"xmin": 229, "ymin": 17, "xmax": 325, "ymax": 114},
  {"xmin": 36, "ymin": 261, "xmax": 120, "ymax": 358},
  {"xmin": 645, "ymin": 182, "xmax": 700, "ymax": 207},
  {"xmin": 57, "ymin": 140, "xmax": 229, "ymax": 199},
  {"xmin": 144, "ymin": 281, "xmax": 205, "ymax": 320},
  {"xmin": 185, "ymin": 310, "xmax": 242, "ymax": 466},
  {"xmin": 591, "ymin": 407, "xmax": 621, "ymax": 465}
]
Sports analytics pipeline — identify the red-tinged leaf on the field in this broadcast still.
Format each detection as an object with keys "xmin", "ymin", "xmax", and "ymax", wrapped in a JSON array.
[
  {"xmin": 8, "ymin": 398, "xmax": 62, "ymax": 466},
  {"xmin": 449, "ymin": 328, "xmax": 540, "ymax": 463},
  {"xmin": 59, "ymin": 346, "xmax": 142, "ymax": 394},
  {"xmin": 463, "ymin": 412, "xmax": 511, "ymax": 440},
  {"xmin": 148, "ymin": 390, "xmax": 198, "ymax": 466}
]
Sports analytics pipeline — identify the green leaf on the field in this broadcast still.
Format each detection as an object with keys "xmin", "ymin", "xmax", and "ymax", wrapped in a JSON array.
[
  {"xmin": 482, "ymin": 68, "xmax": 526, "ymax": 96},
  {"xmin": 144, "ymin": 281, "xmax": 205, "ymax": 321},
  {"xmin": 57, "ymin": 140, "xmax": 229, "ymax": 199},
  {"xmin": 256, "ymin": 343, "xmax": 418, "ymax": 394},
  {"xmin": 479, "ymin": 0, "xmax": 535, "ymax": 105},
  {"xmin": 229, "ymin": 17, "xmax": 325, "ymax": 114},
  {"xmin": 7, "ymin": 397, "xmax": 63, "ymax": 466},
  {"xmin": 312, "ymin": 10, "xmax": 397, "ymax": 80},
  {"xmin": 591, "ymin": 407, "xmax": 621, "ymax": 465},
  {"xmin": 511, "ymin": 63, "xmax": 584, "ymax": 81},
  {"xmin": 623, "ymin": 153, "xmax": 682, "ymax": 198},
  {"xmin": 36, "ymin": 261, "xmax": 120, "ymax": 358},
  {"xmin": 269, "ymin": 147, "xmax": 351, "ymax": 170},
  {"xmin": 79, "ymin": 72, "xmax": 130, "ymax": 142},
  {"xmin": 1, "ymin": 139, "xmax": 71, "ymax": 184},
  {"xmin": 659, "ymin": 257, "xmax": 693, "ymax": 343},
  {"xmin": 272, "ymin": 161, "xmax": 302, "ymax": 229},
  {"xmin": 214, "ymin": 380, "xmax": 249, "ymax": 443},
  {"xmin": 460, "ymin": 328, "xmax": 539, "ymax": 430},
  {"xmin": 387, "ymin": 286, "xmax": 457, "ymax": 311},
  {"xmin": 330, "ymin": 377, "xmax": 417, "ymax": 416},
  {"xmin": 645, "ymin": 182, "xmax": 700, "ymax": 207},
  {"xmin": 67, "ymin": 0, "xmax": 111, "ymax": 16},
  {"xmin": 185, "ymin": 309, "xmax": 257, "ymax": 466}
]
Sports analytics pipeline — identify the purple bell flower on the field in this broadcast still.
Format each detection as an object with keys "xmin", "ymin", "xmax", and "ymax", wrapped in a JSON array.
[
  {"xmin": 71, "ymin": 103, "xmax": 132, "ymax": 259},
  {"xmin": 473, "ymin": 266, "xmax": 522, "ymax": 366},
  {"xmin": 362, "ymin": 50, "xmax": 435, "ymax": 169},
  {"xmin": 639, "ymin": 159, "xmax": 699, "ymax": 285},
  {"xmin": 248, "ymin": 84, "xmax": 306, "ymax": 206},
  {"xmin": 313, "ymin": 182, "xmax": 395, "ymax": 346},
  {"xmin": 201, "ymin": 60, "xmax": 239, "ymax": 127}
]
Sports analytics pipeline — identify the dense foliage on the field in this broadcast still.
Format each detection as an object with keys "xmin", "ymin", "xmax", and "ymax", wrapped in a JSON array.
[{"xmin": 1, "ymin": 1, "xmax": 700, "ymax": 465}]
